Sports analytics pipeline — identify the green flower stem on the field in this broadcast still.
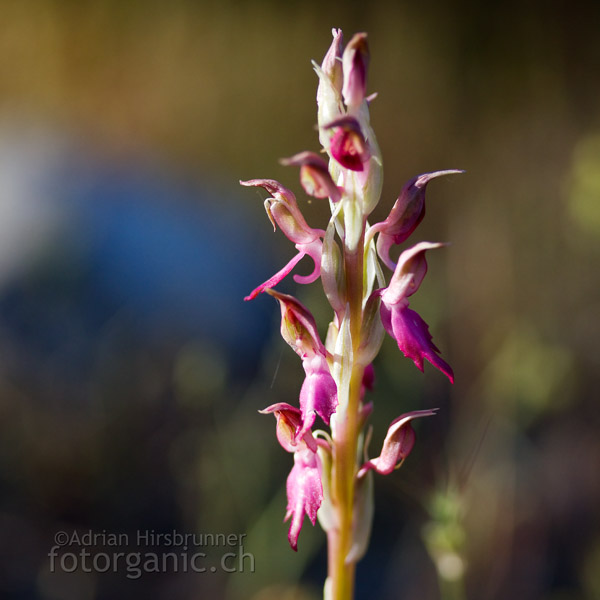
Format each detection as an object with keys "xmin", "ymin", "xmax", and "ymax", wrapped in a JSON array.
[{"xmin": 328, "ymin": 231, "xmax": 366, "ymax": 600}]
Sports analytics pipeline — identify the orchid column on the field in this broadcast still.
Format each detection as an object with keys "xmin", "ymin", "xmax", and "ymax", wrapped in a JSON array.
[{"xmin": 242, "ymin": 29, "xmax": 461, "ymax": 600}]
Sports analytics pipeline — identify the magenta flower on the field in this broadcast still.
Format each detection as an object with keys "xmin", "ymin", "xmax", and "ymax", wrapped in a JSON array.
[
  {"xmin": 267, "ymin": 289, "xmax": 338, "ymax": 438},
  {"xmin": 358, "ymin": 409, "xmax": 437, "ymax": 478},
  {"xmin": 286, "ymin": 446, "xmax": 323, "ymax": 551},
  {"xmin": 260, "ymin": 402, "xmax": 324, "ymax": 551},
  {"xmin": 259, "ymin": 402, "xmax": 317, "ymax": 453},
  {"xmin": 240, "ymin": 179, "xmax": 324, "ymax": 300},
  {"xmin": 379, "ymin": 242, "xmax": 454, "ymax": 382},
  {"xmin": 368, "ymin": 170, "xmax": 463, "ymax": 270}
]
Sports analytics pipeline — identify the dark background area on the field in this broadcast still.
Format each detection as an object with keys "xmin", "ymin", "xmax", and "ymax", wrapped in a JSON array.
[{"xmin": 0, "ymin": 1, "xmax": 599, "ymax": 599}]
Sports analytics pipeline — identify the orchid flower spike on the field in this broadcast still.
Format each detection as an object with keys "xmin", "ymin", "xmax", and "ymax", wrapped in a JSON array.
[{"xmin": 241, "ymin": 28, "xmax": 462, "ymax": 591}]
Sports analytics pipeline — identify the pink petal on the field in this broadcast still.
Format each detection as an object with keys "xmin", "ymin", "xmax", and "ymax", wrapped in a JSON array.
[
  {"xmin": 285, "ymin": 447, "xmax": 323, "ymax": 551},
  {"xmin": 342, "ymin": 32, "xmax": 369, "ymax": 108},
  {"xmin": 293, "ymin": 239, "xmax": 323, "ymax": 285},
  {"xmin": 297, "ymin": 356, "xmax": 338, "ymax": 440},
  {"xmin": 259, "ymin": 402, "xmax": 317, "ymax": 453},
  {"xmin": 244, "ymin": 251, "xmax": 306, "ymax": 301},
  {"xmin": 358, "ymin": 409, "xmax": 437, "ymax": 477},
  {"xmin": 240, "ymin": 178, "xmax": 297, "ymax": 200},
  {"xmin": 381, "ymin": 242, "xmax": 444, "ymax": 305},
  {"xmin": 382, "ymin": 302, "xmax": 454, "ymax": 383}
]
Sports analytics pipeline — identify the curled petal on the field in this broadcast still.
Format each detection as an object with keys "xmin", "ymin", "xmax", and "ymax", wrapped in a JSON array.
[
  {"xmin": 294, "ymin": 239, "xmax": 323, "ymax": 285},
  {"xmin": 324, "ymin": 116, "xmax": 369, "ymax": 171},
  {"xmin": 259, "ymin": 402, "xmax": 317, "ymax": 453},
  {"xmin": 245, "ymin": 239, "xmax": 323, "ymax": 300},
  {"xmin": 358, "ymin": 409, "xmax": 438, "ymax": 477},
  {"xmin": 380, "ymin": 302, "xmax": 454, "ymax": 382},
  {"xmin": 240, "ymin": 178, "xmax": 297, "ymax": 201},
  {"xmin": 375, "ymin": 233, "xmax": 396, "ymax": 272},
  {"xmin": 285, "ymin": 447, "xmax": 323, "ymax": 551}
]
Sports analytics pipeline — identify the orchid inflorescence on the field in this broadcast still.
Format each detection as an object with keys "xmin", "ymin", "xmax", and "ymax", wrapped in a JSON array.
[{"xmin": 242, "ymin": 28, "xmax": 461, "ymax": 599}]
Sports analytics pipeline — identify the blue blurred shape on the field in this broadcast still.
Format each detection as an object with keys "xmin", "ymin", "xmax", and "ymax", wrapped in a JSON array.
[{"xmin": 0, "ymin": 127, "xmax": 277, "ymax": 380}]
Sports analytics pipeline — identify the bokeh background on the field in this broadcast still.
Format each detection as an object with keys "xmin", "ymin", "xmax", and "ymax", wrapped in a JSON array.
[{"xmin": 1, "ymin": 1, "xmax": 599, "ymax": 599}]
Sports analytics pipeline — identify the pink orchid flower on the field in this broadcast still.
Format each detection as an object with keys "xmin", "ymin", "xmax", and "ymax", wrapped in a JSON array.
[
  {"xmin": 267, "ymin": 289, "xmax": 338, "ymax": 439},
  {"xmin": 368, "ymin": 170, "xmax": 463, "ymax": 270},
  {"xmin": 378, "ymin": 242, "xmax": 454, "ymax": 382},
  {"xmin": 240, "ymin": 179, "xmax": 325, "ymax": 300},
  {"xmin": 260, "ymin": 402, "xmax": 325, "ymax": 551},
  {"xmin": 358, "ymin": 409, "xmax": 437, "ymax": 478}
]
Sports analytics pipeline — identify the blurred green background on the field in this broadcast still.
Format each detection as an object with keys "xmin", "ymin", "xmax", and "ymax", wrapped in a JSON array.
[{"xmin": 1, "ymin": 1, "xmax": 599, "ymax": 599}]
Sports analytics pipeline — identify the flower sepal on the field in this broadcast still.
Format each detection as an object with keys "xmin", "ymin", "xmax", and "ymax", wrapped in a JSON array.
[
  {"xmin": 368, "ymin": 170, "xmax": 463, "ymax": 270},
  {"xmin": 357, "ymin": 409, "xmax": 438, "ymax": 478}
]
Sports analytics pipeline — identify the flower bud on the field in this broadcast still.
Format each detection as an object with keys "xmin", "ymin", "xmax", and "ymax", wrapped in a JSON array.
[
  {"xmin": 266, "ymin": 289, "xmax": 327, "ymax": 358},
  {"xmin": 342, "ymin": 32, "xmax": 369, "ymax": 108},
  {"xmin": 321, "ymin": 28, "xmax": 343, "ymax": 95},
  {"xmin": 315, "ymin": 29, "xmax": 344, "ymax": 147}
]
